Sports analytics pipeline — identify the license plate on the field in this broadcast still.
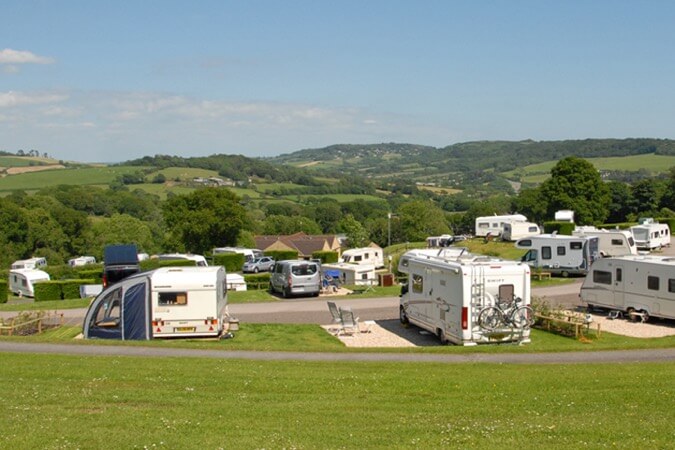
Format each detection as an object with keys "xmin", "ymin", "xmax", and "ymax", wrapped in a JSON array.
[{"xmin": 174, "ymin": 327, "xmax": 195, "ymax": 332}]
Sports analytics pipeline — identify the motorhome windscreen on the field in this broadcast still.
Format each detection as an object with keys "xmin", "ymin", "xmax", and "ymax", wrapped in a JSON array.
[
  {"xmin": 292, "ymin": 264, "xmax": 317, "ymax": 276},
  {"xmin": 159, "ymin": 292, "xmax": 188, "ymax": 305}
]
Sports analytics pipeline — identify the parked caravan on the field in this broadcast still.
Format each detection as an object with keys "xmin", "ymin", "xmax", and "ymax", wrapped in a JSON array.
[
  {"xmin": 322, "ymin": 262, "xmax": 376, "ymax": 286},
  {"xmin": 9, "ymin": 269, "xmax": 50, "ymax": 297},
  {"xmin": 156, "ymin": 253, "xmax": 208, "ymax": 267},
  {"xmin": 516, "ymin": 234, "xmax": 599, "ymax": 276},
  {"xmin": 83, "ymin": 266, "xmax": 228, "ymax": 340},
  {"xmin": 398, "ymin": 250, "xmax": 532, "ymax": 345},
  {"xmin": 502, "ymin": 221, "xmax": 541, "ymax": 241},
  {"xmin": 629, "ymin": 219, "xmax": 671, "ymax": 251},
  {"xmin": 475, "ymin": 214, "xmax": 527, "ymax": 238},
  {"xmin": 572, "ymin": 226, "xmax": 637, "ymax": 257},
  {"xmin": 68, "ymin": 256, "xmax": 97, "ymax": 267},
  {"xmin": 270, "ymin": 260, "xmax": 321, "ymax": 298},
  {"xmin": 11, "ymin": 257, "xmax": 47, "ymax": 270},
  {"xmin": 340, "ymin": 247, "xmax": 385, "ymax": 269},
  {"xmin": 426, "ymin": 234, "xmax": 455, "ymax": 248},
  {"xmin": 213, "ymin": 247, "xmax": 263, "ymax": 263},
  {"xmin": 555, "ymin": 210, "xmax": 575, "ymax": 223},
  {"xmin": 580, "ymin": 255, "xmax": 675, "ymax": 321}
]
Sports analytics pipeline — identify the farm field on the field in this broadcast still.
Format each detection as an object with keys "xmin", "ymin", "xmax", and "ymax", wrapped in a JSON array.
[
  {"xmin": 0, "ymin": 166, "xmax": 149, "ymax": 192},
  {"xmin": 0, "ymin": 352, "xmax": 672, "ymax": 448}
]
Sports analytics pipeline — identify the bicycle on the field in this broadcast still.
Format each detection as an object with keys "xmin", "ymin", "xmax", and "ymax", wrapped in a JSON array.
[{"xmin": 478, "ymin": 296, "xmax": 534, "ymax": 331}]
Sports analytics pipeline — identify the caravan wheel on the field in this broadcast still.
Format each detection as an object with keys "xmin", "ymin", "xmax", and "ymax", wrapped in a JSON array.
[{"xmin": 437, "ymin": 328, "xmax": 448, "ymax": 345}]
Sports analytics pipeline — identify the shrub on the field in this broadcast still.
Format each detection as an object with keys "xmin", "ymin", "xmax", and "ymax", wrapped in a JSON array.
[
  {"xmin": 543, "ymin": 221, "xmax": 575, "ymax": 235},
  {"xmin": 243, "ymin": 273, "xmax": 271, "ymax": 290},
  {"xmin": 0, "ymin": 279, "xmax": 7, "ymax": 304},
  {"xmin": 76, "ymin": 268, "xmax": 103, "ymax": 283},
  {"xmin": 62, "ymin": 278, "xmax": 96, "ymax": 299},
  {"xmin": 213, "ymin": 254, "xmax": 245, "ymax": 272},
  {"xmin": 312, "ymin": 251, "xmax": 338, "ymax": 264},
  {"xmin": 264, "ymin": 250, "xmax": 299, "ymax": 261},
  {"xmin": 34, "ymin": 282, "xmax": 62, "ymax": 302}
]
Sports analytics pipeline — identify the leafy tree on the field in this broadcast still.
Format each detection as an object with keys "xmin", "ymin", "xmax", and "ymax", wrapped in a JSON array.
[
  {"xmin": 310, "ymin": 201, "xmax": 342, "ymax": 233},
  {"xmin": 397, "ymin": 200, "xmax": 451, "ymax": 242},
  {"xmin": 539, "ymin": 157, "xmax": 610, "ymax": 225},
  {"xmin": 262, "ymin": 215, "xmax": 322, "ymax": 235},
  {"xmin": 631, "ymin": 178, "xmax": 666, "ymax": 217},
  {"xmin": 0, "ymin": 198, "xmax": 30, "ymax": 267},
  {"xmin": 163, "ymin": 188, "xmax": 248, "ymax": 254},
  {"xmin": 512, "ymin": 188, "xmax": 548, "ymax": 225},
  {"xmin": 605, "ymin": 181, "xmax": 634, "ymax": 223},
  {"xmin": 89, "ymin": 214, "xmax": 158, "ymax": 256},
  {"xmin": 662, "ymin": 167, "xmax": 675, "ymax": 211},
  {"xmin": 337, "ymin": 214, "xmax": 370, "ymax": 247}
]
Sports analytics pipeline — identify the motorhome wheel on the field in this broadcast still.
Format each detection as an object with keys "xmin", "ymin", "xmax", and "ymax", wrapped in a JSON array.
[
  {"xmin": 437, "ymin": 328, "xmax": 448, "ymax": 345},
  {"xmin": 561, "ymin": 270, "xmax": 570, "ymax": 278},
  {"xmin": 640, "ymin": 310, "xmax": 650, "ymax": 323},
  {"xmin": 399, "ymin": 306, "xmax": 409, "ymax": 324}
]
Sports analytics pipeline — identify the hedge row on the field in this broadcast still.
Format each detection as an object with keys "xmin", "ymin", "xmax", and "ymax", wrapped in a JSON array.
[
  {"xmin": 243, "ymin": 273, "xmax": 271, "ymax": 290},
  {"xmin": 312, "ymin": 251, "xmax": 338, "ymax": 263},
  {"xmin": 213, "ymin": 253, "xmax": 245, "ymax": 272},
  {"xmin": 263, "ymin": 250, "xmax": 299, "ymax": 261},
  {"xmin": 34, "ymin": 279, "xmax": 96, "ymax": 302},
  {"xmin": 0, "ymin": 280, "xmax": 7, "ymax": 304}
]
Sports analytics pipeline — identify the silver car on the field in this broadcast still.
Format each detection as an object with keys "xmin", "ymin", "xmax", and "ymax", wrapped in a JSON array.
[{"xmin": 242, "ymin": 256, "xmax": 275, "ymax": 273}]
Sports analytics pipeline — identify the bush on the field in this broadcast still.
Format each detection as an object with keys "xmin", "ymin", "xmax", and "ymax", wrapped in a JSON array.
[
  {"xmin": 76, "ymin": 268, "xmax": 104, "ymax": 283},
  {"xmin": 264, "ymin": 250, "xmax": 299, "ymax": 261},
  {"xmin": 34, "ymin": 282, "xmax": 62, "ymax": 302},
  {"xmin": 213, "ymin": 254, "xmax": 245, "ymax": 272},
  {"xmin": 543, "ymin": 221, "xmax": 575, "ymax": 235},
  {"xmin": 0, "ymin": 279, "xmax": 7, "ymax": 304},
  {"xmin": 243, "ymin": 273, "xmax": 271, "ymax": 290},
  {"xmin": 312, "ymin": 251, "xmax": 338, "ymax": 264},
  {"xmin": 62, "ymin": 278, "xmax": 96, "ymax": 299}
]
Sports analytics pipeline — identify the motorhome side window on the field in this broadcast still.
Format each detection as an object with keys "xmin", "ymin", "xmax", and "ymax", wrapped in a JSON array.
[
  {"xmin": 542, "ymin": 246, "xmax": 552, "ymax": 260},
  {"xmin": 669, "ymin": 279, "xmax": 675, "ymax": 293},
  {"xmin": 593, "ymin": 270, "xmax": 612, "ymax": 285},
  {"xmin": 570, "ymin": 242, "xmax": 583, "ymax": 250},
  {"xmin": 616, "ymin": 268, "xmax": 622, "ymax": 282},
  {"xmin": 158, "ymin": 292, "xmax": 188, "ymax": 306},
  {"xmin": 647, "ymin": 276, "xmax": 659, "ymax": 291},
  {"xmin": 354, "ymin": 255, "xmax": 363, "ymax": 262},
  {"xmin": 412, "ymin": 274, "xmax": 423, "ymax": 294},
  {"xmin": 519, "ymin": 240, "xmax": 532, "ymax": 247},
  {"xmin": 557, "ymin": 246, "xmax": 566, "ymax": 256}
]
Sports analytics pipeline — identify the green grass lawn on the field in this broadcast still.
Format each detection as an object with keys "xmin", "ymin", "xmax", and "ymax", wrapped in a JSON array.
[
  {"xmin": 0, "ymin": 352, "xmax": 672, "ymax": 449},
  {"xmin": 0, "ymin": 166, "xmax": 149, "ymax": 191}
]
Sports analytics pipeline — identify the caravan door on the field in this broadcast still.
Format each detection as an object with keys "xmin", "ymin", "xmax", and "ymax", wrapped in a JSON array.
[
  {"xmin": 84, "ymin": 276, "xmax": 151, "ymax": 340},
  {"xmin": 613, "ymin": 264, "xmax": 625, "ymax": 308}
]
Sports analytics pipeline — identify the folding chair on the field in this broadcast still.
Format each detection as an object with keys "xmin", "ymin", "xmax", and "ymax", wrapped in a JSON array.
[
  {"xmin": 338, "ymin": 307, "xmax": 360, "ymax": 336},
  {"xmin": 326, "ymin": 301, "xmax": 341, "ymax": 324}
]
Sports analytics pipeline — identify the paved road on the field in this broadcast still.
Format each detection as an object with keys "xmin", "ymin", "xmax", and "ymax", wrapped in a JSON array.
[{"xmin": 1, "ymin": 341, "xmax": 674, "ymax": 364}]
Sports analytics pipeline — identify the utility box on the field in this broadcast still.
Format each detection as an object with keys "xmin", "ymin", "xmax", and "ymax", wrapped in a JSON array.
[{"xmin": 378, "ymin": 273, "xmax": 394, "ymax": 287}]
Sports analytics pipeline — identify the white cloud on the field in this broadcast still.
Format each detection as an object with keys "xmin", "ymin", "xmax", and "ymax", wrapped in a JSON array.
[
  {"xmin": 0, "ymin": 48, "xmax": 55, "ymax": 65},
  {"xmin": 0, "ymin": 91, "xmax": 68, "ymax": 108}
]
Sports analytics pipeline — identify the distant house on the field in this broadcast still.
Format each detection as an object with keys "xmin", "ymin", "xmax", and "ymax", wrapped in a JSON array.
[{"xmin": 254, "ymin": 232, "xmax": 342, "ymax": 259}]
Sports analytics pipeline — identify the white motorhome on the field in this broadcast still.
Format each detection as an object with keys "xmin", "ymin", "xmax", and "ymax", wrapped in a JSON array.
[
  {"xmin": 629, "ymin": 219, "xmax": 671, "ymax": 251},
  {"xmin": 572, "ymin": 226, "xmax": 637, "ymax": 257},
  {"xmin": 68, "ymin": 256, "xmax": 97, "ymax": 267},
  {"xmin": 213, "ymin": 247, "xmax": 263, "ymax": 263},
  {"xmin": 340, "ymin": 247, "xmax": 385, "ymax": 269},
  {"xmin": 502, "ymin": 221, "xmax": 541, "ymax": 241},
  {"xmin": 398, "ymin": 250, "xmax": 531, "ymax": 345},
  {"xmin": 83, "ymin": 266, "xmax": 229, "ymax": 340},
  {"xmin": 11, "ymin": 257, "xmax": 47, "ymax": 270},
  {"xmin": 322, "ymin": 262, "xmax": 376, "ymax": 286},
  {"xmin": 515, "ymin": 234, "xmax": 599, "ymax": 276},
  {"xmin": 474, "ymin": 214, "xmax": 527, "ymax": 238},
  {"xmin": 9, "ymin": 269, "xmax": 50, "ymax": 298},
  {"xmin": 580, "ymin": 255, "xmax": 675, "ymax": 322}
]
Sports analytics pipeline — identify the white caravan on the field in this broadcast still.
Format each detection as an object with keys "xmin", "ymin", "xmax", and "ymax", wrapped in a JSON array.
[
  {"xmin": 213, "ymin": 247, "xmax": 263, "ymax": 263},
  {"xmin": 475, "ymin": 214, "xmax": 527, "ymax": 238},
  {"xmin": 340, "ymin": 247, "xmax": 385, "ymax": 269},
  {"xmin": 157, "ymin": 253, "xmax": 209, "ymax": 267},
  {"xmin": 502, "ymin": 221, "xmax": 541, "ymax": 241},
  {"xmin": 629, "ymin": 219, "xmax": 671, "ymax": 251},
  {"xmin": 516, "ymin": 234, "xmax": 599, "ymax": 276},
  {"xmin": 11, "ymin": 257, "xmax": 47, "ymax": 270},
  {"xmin": 555, "ymin": 210, "xmax": 575, "ymax": 223},
  {"xmin": 83, "ymin": 266, "xmax": 229, "ymax": 340},
  {"xmin": 322, "ymin": 262, "xmax": 377, "ymax": 286},
  {"xmin": 572, "ymin": 226, "xmax": 637, "ymax": 257},
  {"xmin": 580, "ymin": 255, "xmax": 675, "ymax": 321},
  {"xmin": 9, "ymin": 269, "xmax": 50, "ymax": 297},
  {"xmin": 398, "ymin": 250, "xmax": 531, "ymax": 345},
  {"xmin": 68, "ymin": 256, "xmax": 97, "ymax": 267}
]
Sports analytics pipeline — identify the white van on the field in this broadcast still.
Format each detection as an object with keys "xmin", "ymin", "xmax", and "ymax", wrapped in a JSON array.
[
  {"xmin": 580, "ymin": 255, "xmax": 675, "ymax": 321},
  {"xmin": 270, "ymin": 260, "xmax": 321, "ymax": 298},
  {"xmin": 9, "ymin": 269, "xmax": 50, "ymax": 297},
  {"xmin": 11, "ymin": 257, "xmax": 47, "ymax": 270}
]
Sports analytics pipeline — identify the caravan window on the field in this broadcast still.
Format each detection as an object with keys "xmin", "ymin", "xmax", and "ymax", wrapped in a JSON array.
[
  {"xmin": 593, "ymin": 270, "xmax": 612, "ymax": 285},
  {"xmin": 158, "ymin": 292, "xmax": 188, "ymax": 306},
  {"xmin": 542, "ymin": 247, "xmax": 552, "ymax": 260},
  {"xmin": 478, "ymin": 223, "xmax": 489, "ymax": 229},
  {"xmin": 412, "ymin": 274, "xmax": 423, "ymax": 294},
  {"xmin": 616, "ymin": 268, "xmax": 622, "ymax": 282},
  {"xmin": 557, "ymin": 246, "xmax": 566, "ymax": 256},
  {"xmin": 610, "ymin": 239, "xmax": 623, "ymax": 246},
  {"xmin": 354, "ymin": 255, "xmax": 363, "ymax": 262},
  {"xmin": 648, "ymin": 276, "xmax": 659, "ymax": 291},
  {"xmin": 528, "ymin": 226, "xmax": 538, "ymax": 232},
  {"xmin": 669, "ymin": 279, "xmax": 675, "ymax": 293},
  {"xmin": 518, "ymin": 240, "xmax": 532, "ymax": 247},
  {"xmin": 570, "ymin": 242, "xmax": 583, "ymax": 250}
]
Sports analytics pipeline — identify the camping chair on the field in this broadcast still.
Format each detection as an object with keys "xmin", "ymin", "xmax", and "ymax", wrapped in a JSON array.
[
  {"xmin": 338, "ymin": 307, "xmax": 360, "ymax": 336},
  {"xmin": 326, "ymin": 301, "xmax": 341, "ymax": 324}
]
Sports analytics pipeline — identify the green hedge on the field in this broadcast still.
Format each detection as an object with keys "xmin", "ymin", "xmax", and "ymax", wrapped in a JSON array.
[
  {"xmin": 543, "ymin": 221, "xmax": 576, "ymax": 235},
  {"xmin": 34, "ymin": 279, "xmax": 97, "ymax": 301},
  {"xmin": 45, "ymin": 263, "xmax": 103, "ymax": 281},
  {"xmin": 76, "ymin": 268, "xmax": 104, "ymax": 283},
  {"xmin": 243, "ymin": 273, "xmax": 271, "ymax": 290},
  {"xmin": 213, "ymin": 254, "xmax": 245, "ymax": 272},
  {"xmin": 0, "ymin": 280, "xmax": 7, "ymax": 304},
  {"xmin": 312, "ymin": 251, "xmax": 338, "ymax": 264},
  {"xmin": 264, "ymin": 250, "xmax": 299, "ymax": 261}
]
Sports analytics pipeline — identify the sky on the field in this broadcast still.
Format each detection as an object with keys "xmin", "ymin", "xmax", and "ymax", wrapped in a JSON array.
[{"xmin": 2, "ymin": 1, "xmax": 675, "ymax": 163}]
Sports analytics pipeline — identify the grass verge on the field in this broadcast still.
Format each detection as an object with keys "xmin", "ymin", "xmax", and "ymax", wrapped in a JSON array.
[{"xmin": 0, "ymin": 352, "xmax": 672, "ymax": 448}]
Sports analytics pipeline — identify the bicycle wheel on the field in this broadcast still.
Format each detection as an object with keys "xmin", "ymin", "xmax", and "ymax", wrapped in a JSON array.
[
  {"xmin": 510, "ymin": 306, "xmax": 534, "ymax": 328},
  {"xmin": 478, "ymin": 307, "xmax": 503, "ymax": 331}
]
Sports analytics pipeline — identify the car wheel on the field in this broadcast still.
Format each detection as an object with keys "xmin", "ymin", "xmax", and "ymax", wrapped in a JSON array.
[
  {"xmin": 283, "ymin": 287, "xmax": 291, "ymax": 298},
  {"xmin": 399, "ymin": 306, "xmax": 409, "ymax": 324},
  {"xmin": 437, "ymin": 328, "xmax": 448, "ymax": 345},
  {"xmin": 254, "ymin": 267, "xmax": 259, "ymax": 273}
]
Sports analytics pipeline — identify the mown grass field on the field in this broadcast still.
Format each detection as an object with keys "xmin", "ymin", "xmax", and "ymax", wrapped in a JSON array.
[
  {"xmin": 0, "ymin": 351, "xmax": 672, "ymax": 449},
  {"xmin": 0, "ymin": 166, "xmax": 149, "ymax": 192},
  {"xmin": 504, "ymin": 153, "xmax": 675, "ymax": 184}
]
